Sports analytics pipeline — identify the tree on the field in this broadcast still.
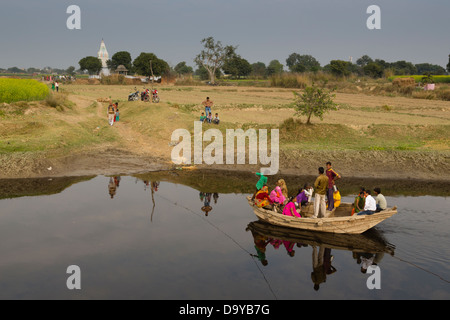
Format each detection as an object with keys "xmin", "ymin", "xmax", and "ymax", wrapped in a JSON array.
[
  {"xmin": 107, "ymin": 51, "xmax": 133, "ymax": 73},
  {"xmin": 389, "ymin": 60, "xmax": 417, "ymax": 75},
  {"xmin": 447, "ymin": 55, "xmax": 450, "ymax": 73},
  {"xmin": 329, "ymin": 60, "xmax": 352, "ymax": 77},
  {"xmin": 195, "ymin": 65, "xmax": 221, "ymax": 81},
  {"xmin": 267, "ymin": 60, "xmax": 284, "ymax": 76},
  {"xmin": 415, "ymin": 63, "xmax": 446, "ymax": 75},
  {"xmin": 356, "ymin": 55, "xmax": 373, "ymax": 67},
  {"xmin": 363, "ymin": 62, "xmax": 384, "ymax": 78},
  {"xmin": 174, "ymin": 62, "xmax": 194, "ymax": 76},
  {"xmin": 133, "ymin": 52, "xmax": 169, "ymax": 77},
  {"xmin": 293, "ymin": 82, "xmax": 337, "ymax": 125},
  {"xmin": 78, "ymin": 56, "xmax": 102, "ymax": 75},
  {"xmin": 251, "ymin": 62, "xmax": 267, "ymax": 78},
  {"xmin": 286, "ymin": 53, "xmax": 321, "ymax": 73},
  {"xmin": 194, "ymin": 36, "xmax": 237, "ymax": 84},
  {"xmin": 222, "ymin": 55, "xmax": 252, "ymax": 79}
]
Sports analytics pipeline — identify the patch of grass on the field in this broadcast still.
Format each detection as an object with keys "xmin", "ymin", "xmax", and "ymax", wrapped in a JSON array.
[{"xmin": 278, "ymin": 118, "xmax": 448, "ymax": 152}]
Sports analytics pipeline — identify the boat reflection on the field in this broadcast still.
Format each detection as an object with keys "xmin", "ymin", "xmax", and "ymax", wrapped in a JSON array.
[{"xmin": 246, "ymin": 220, "xmax": 395, "ymax": 291}]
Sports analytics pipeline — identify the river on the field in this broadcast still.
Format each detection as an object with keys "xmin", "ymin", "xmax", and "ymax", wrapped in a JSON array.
[{"xmin": 0, "ymin": 170, "xmax": 449, "ymax": 300}]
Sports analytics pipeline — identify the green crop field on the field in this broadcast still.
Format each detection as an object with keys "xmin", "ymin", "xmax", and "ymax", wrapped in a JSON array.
[
  {"xmin": 0, "ymin": 78, "xmax": 49, "ymax": 103},
  {"xmin": 388, "ymin": 75, "xmax": 450, "ymax": 83}
]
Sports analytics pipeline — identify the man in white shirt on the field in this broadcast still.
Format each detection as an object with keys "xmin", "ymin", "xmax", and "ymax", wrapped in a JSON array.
[
  {"xmin": 374, "ymin": 187, "xmax": 387, "ymax": 212},
  {"xmin": 357, "ymin": 190, "xmax": 377, "ymax": 215}
]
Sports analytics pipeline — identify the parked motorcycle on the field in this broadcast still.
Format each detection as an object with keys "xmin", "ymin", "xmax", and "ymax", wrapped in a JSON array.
[
  {"xmin": 152, "ymin": 89, "xmax": 160, "ymax": 103},
  {"xmin": 141, "ymin": 88, "xmax": 160, "ymax": 103},
  {"xmin": 141, "ymin": 88, "xmax": 150, "ymax": 102},
  {"xmin": 128, "ymin": 88, "xmax": 140, "ymax": 101}
]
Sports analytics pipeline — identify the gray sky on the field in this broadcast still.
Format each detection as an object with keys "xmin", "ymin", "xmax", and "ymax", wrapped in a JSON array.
[{"xmin": 0, "ymin": 0, "xmax": 449, "ymax": 70}]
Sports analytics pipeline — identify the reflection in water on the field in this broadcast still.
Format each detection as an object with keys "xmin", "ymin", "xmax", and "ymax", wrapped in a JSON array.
[
  {"xmin": 108, "ymin": 177, "xmax": 121, "ymax": 199},
  {"xmin": 199, "ymin": 192, "xmax": 220, "ymax": 216},
  {"xmin": 353, "ymin": 252, "xmax": 385, "ymax": 274},
  {"xmin": 0, "ymin": 173, "xmax": 448, "ymax": 299},
  {"xmin": 140, "ymin": 180, "xmax": 160, "ymax": 221},
  {"xmin": 246, "ymin": 220, "xmax": 395, "ymax": 291}
]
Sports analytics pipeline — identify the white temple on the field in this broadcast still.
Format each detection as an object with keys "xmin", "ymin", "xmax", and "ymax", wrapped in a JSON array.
[{"xmin": 97, "ymin": 39, "xmax": 110, "ymax": 76}]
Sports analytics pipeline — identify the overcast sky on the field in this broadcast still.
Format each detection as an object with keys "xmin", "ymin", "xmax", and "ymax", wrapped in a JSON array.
[{"xmin": 0, "ymin": 0, "xmax": 449, "ymax": 70}]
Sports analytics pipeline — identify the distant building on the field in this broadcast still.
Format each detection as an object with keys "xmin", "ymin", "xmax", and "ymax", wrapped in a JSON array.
[
  {"xmin": 97, "ymin": 39, "xmax": 110, "ymax": 76},
  {"xmin": 115, "ymin": 65, "xmax": 128, "ymax": 75}
]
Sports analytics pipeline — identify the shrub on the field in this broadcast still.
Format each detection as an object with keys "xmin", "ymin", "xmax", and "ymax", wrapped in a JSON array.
[{"xmin": 270, "ymin": 73, "xmax": 308, "ymax": 88}]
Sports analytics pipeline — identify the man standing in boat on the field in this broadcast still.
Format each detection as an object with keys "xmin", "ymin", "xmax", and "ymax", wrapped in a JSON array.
[
  {"xmin": 325, "ymin": 162, "xmax": 341, "ymax": 211},
  {"xmin": 313, "ymin": 167, "xmax": 328, "ymax": 218}
]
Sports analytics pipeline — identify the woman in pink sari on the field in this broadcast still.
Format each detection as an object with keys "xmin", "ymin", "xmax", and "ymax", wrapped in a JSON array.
[
  {"xmin": 282, "ymin": 201, "xmax": 302, "ymax": 218},
  {"xmin": 270, "ymin": 186, "xmax": 285, "ymax": 204}
]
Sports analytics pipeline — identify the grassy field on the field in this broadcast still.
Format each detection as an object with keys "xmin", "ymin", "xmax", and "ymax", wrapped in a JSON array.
[
  {"xmin": 0, "ymin": 82, "xmax": 449, "ymax": 179},
  {"xmin": 2, "ymin": 83, "xmax": 449, "ymax": 153}
]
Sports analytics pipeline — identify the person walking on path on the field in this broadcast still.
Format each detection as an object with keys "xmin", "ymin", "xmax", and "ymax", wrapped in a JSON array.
[
  {"xmin": 313, "ymin": 167, "xmax": 329, "ymax": 218},
  {"xmin": 325, "ymin": 162, "xmax": 341, "ymax": 211},
  {"xmin": 107, "ymin": 103, "xmax": 116, "ymax": 126},
  {"xmin": 202, "ymin": 97, "xmax": 214, "ymax": 116}
]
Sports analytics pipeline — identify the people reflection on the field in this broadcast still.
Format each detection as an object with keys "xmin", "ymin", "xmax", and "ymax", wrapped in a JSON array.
[
  {"xmin": 311, "ymin": 246, "xmax": 337, "ymax": 291},
  {"xmin": 108, "ymin": 177, "xmax": 117, "ymax": 199},
  {"xmin": 201, "ymin": 192, "xmax": 213, "ymax": 216},
  {"xmin": 246, "ymin": 227, "xmax": 270, "ymax": 266},
  {"xmin": 199, "ymin": 192, "xmax": 221, "ymax": 216},
  {"xmin": 353, "ymin": 252, "xmax": 385, "ymax": 274}
]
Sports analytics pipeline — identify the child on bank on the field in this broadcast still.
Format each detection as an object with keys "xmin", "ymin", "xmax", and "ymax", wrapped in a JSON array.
[{"xmin": 213, "ymin": 113, "xmax": 220, "ymax": 124}]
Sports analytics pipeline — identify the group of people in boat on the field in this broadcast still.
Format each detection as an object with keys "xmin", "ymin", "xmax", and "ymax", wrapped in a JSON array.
[
  {"xmin": 252, "ymin": 162, "xmax": 388, "ymax": 219},
  {"xmin": 352, "ymin": 187, "xmax": 387, "ymax": 216}
]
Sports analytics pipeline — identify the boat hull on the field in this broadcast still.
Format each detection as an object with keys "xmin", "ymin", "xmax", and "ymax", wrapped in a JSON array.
[{"xmin": 247, "ymin": 196, "xmax": 397, "ymax": 234}]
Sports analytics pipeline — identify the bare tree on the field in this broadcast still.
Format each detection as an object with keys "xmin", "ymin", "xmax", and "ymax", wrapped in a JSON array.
[{"xmin": 194, "ymin": 37, "xmax": 236, "ymax": 84}]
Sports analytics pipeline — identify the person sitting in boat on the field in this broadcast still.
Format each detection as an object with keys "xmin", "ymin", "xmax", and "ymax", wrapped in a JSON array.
[
  {"xmin": 333, "ymin": 187, "xmax": 341, "ymax": 208},
  {"xmin": 373, "ymin": 187, "xmax": 387, "ymax": 212},
  {"xmin": 270, "ymin": 186, "xmax": 286, "ymax": 212},
  {"xmin": 276, "ymin": 179, "xmax": 289, "ymax": 202},
  {"xmin": 304, "ymin": 184, "xmax": 314, "ymax": 202},
  {"xmin": 254, "ymin": 185, "xmax": 272, "ymax": 209},
  {"xmin": 357, "ymin": 190, "xmax": 377, "ymax": 215},
  {"xmin": 282, "ymin": 200, "xmax": 302, "ymax": 218},
  {"xmin": 270, "ymin": 186, "xmax": 285, "ymax": 204},
  {"xmin": 251, "ymin": 172, "xmax": 268, "ymax": 201},
  {"xmin": 352, "ymin": 191, "xmax": 366, "ymax": 215},
  {"xmin": 296, "ymin": 185, "xmax": 310, "ymax": 207}
]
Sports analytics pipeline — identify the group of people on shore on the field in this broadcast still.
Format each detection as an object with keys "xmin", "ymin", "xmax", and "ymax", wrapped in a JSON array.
[
  {"xmin": 252, "ymin": 162, "xmax": 388, "ymax": 219},
  {"xmin": 107, "ymin": 102, "xmax": 120, "ymax": 126},
  {"xmin": 199, "ymin": 97, "xmax": 220, "ymax": 124},
  {"xmin": 51, "ymin": 81, "xmax": 59, "ymax": 92}
]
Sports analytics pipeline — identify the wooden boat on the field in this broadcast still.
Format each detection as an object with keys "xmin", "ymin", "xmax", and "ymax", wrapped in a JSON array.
[
  {"xmin": 246, "ymin": 196, "xmax": 397, "ymax": 234},
  {"xmin": 246, "ymin": 220, "xmax": 395, "ymax": 255}
]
